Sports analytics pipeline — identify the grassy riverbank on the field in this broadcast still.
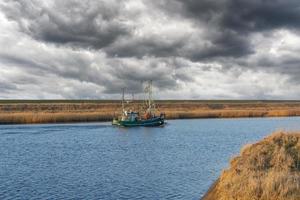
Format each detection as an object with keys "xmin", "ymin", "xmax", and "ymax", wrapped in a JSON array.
[
  {"xmin": 1, "ymin": 100, "xmax": 300, "ymax": 124},
  {"xmin": 202, "ymin": 131, "xmax": 300, "ymax": 200}
]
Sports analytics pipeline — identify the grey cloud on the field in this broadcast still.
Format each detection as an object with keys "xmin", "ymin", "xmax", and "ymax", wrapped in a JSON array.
[
  {"xmin": 2, "ymin": 0, "xmax": 130, "ymax": 49},
  {"xmin": 222, "ymin": 0, "xmax": 300, "ymax": 33},
  {"xmin": 173, "ymin": 0, "xmax": 300, "ymax": 59},
  {"xmin": 3, "ymin": 0, "xmax": 300, "ymax": 62},
  {"xmin": 176, "ymin": 0, "xmax": 300, "ymax": 32},
  {"xmin": 1, "ymin": 0, "xmax": 300, "ymax": 99},
  {"xmin": 0, "ymin": 51, "xmax": 111, "ymax": 88},
  {"xmin": 254, "ymin": 55, "xmax": 300, "ymax": 83},
  {"xmin": 0, "ymin": 81, "xmax": 18, "ymax": 92},
  {"xmin": 0, "ymin": 54, "xmax": 46, "ymax": 70},
  {"xmin": 104, "ymin": 57, "xmax": 194, "ymax": 93},
  {"xmin": 185, "ymin": 30, "xmax": 253, "ymax": 61},
  {"xmin": 0, "ymin": 0, "xmax": 257, "ymax": 61},
  {"xmin": 0, "ymin": 39, "xmax": 192, "ymax": 96},
  {"xmin": 2, "ymin": 0, "xmax": 195, "ymax": 60},
  {"xmin": 105, "ymin": 36, "xmax": 185, "ymax": 58}
]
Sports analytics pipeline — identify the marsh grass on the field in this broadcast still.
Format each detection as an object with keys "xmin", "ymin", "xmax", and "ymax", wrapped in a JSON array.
[
  {"xmin": 1, "ymin": 101, "xmax": 300, "ymax": 124},
  {"xmin": 203, "ymin": 131, "xmax": 300, "ymax": 200}
]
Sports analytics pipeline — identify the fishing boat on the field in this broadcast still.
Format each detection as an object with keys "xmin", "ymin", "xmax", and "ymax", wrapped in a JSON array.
[{"xmin": 112, "ymin": 81, "xmax": 165, "ymax": 127}]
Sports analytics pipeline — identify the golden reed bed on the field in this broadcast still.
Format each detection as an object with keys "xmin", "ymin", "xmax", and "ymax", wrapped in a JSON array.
[
  {"xmin": 1, "ymin": 100, "xmax": 300, "ymax": 124},
  {"xmin": 202, "ymin": 131, "xmax": 300, "ymax": 200}
]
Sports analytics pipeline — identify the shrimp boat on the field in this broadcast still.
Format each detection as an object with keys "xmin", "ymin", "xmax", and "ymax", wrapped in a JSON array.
[{"xmin": 112, "ymin": 81, "xmax": 165, "ymax": 127}]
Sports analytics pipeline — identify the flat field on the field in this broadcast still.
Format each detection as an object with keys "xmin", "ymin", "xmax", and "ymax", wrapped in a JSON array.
[{"xmin": 1, "ymin": 100, "xmax": 300, "ymax": 124}]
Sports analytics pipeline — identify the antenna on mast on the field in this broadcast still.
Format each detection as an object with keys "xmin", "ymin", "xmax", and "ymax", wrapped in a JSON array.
[
  {"xmin": 122, "ymin": 87, "xmax": 125, "ymax": 114},
  {"xmin": 148, "ymin": 80, "xmax": 152, "ymax": 111},
  {"xmin": 146, "ymin": 80, "xmax": 155, "ymax": 114}
]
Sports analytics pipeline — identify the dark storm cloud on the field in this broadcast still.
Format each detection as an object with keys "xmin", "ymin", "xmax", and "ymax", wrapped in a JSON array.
[
  {"xmin": 177, "ymin": 0, "xmax": 300, "ymax": 32},
  {"xmin": 2, "ymin": 0, "xmax": 300, "ymax": 61},
  {"xmin": 186, "ymin": 30, "xmax": 253, "ymax": 61},
  {"xmin": 174, "ymin": 0, "xmax": 300, "ymax": 59},
  {"xmin": 1, "ymin": 0, "xmax": 130, "ymax": 49},
  {"xmin": 1, "ymin": 0, "xmax": 300, "ymax": 99},
  {"xmin": 174, "ymin": 0, "xmax": 226, "ymax": 20},
  {"xmin": 105, "ymin": 0, "xmax": 300, "ymax": 60},
  {"xmin": 1, "ymin": 0, "xmax": 188, "ymax": 59},
  {"xmin": 0, "ymin": 0, "xmax": 255, "ymax": 60},
  {"xmin": 222, "ymin": 0, "xmax": 300, "ymax": 32},
  {"xmin": 105, "ymin": 36, "xmax": 185, "ymax": 58}
]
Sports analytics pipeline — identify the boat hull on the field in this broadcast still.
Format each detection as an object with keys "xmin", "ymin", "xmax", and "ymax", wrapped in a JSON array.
[{"xmin": 115, "ymin": 117, "xmax": 164, "ymax": 127}]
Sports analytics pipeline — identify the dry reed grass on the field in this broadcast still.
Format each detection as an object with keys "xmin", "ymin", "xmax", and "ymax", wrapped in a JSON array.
[
  {"xmin": 1, "ymin": 101, "xmax": 300, "ymax": 124},
  {"xmin": 202, "ymin": 131, "xmax": 300, "ymax": 200}
]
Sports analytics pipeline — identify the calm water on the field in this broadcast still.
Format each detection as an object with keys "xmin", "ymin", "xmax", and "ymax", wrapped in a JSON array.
[{"xmin": 1, "ymin": 117, "xmax": 300, "ymax": 200}]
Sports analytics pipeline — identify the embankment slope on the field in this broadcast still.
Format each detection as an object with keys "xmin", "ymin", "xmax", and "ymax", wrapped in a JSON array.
[{"xmin": 202, "ymin": 131, "xmax": 300, "ymax": 200}]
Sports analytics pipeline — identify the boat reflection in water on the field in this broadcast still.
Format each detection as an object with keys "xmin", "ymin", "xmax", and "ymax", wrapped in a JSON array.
[{"xmin": 112, "ymin": 81, "xmax": 165, "ymax": 127}]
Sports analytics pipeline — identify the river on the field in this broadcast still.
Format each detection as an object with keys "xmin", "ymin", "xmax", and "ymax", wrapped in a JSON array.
[{"xmin": 1, "ymin": 117, "xmax": 300, "ymax": 200}]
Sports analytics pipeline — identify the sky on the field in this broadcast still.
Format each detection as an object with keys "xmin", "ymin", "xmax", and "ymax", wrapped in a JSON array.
[{"xmin": 1, "ymin": 0, "xmax": 300, "ymax": 99}]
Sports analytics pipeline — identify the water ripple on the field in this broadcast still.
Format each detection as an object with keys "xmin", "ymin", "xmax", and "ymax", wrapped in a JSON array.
[{"xmin": 1, "ymin": 118, "xmax": 300, "ymax": 199}]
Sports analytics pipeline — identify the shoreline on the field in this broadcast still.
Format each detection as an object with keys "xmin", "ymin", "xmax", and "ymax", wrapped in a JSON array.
[
  {"xmin": 1, "ymin": 100, "xmax": 300, "ymax": 124},
  {"xmin": 2, "ymin": 116, "xmax": 300, "ymax": 126}
]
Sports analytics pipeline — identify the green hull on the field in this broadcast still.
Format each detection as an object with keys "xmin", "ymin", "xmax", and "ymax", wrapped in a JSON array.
[
  {"xmin": 113, "ymin": 117, "xmax": 164, "ymax": 127},
  {"xmin": 112, "ymin": 119, "xmax": 120, "ymax": 126}
]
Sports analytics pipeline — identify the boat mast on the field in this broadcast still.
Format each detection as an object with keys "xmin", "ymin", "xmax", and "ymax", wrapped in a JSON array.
[
  {"xmin": 122, "ymin": 87, "xmax": 125, "ymax": 114},
  {"xmin": 148, "ymin": 80, "xmax": 152, "ymax": 111}
]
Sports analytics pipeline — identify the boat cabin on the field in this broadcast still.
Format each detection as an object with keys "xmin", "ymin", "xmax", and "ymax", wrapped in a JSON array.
[{"xmin": 127, "ymin": 111, "xmax": 139, "ymax": 121}]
